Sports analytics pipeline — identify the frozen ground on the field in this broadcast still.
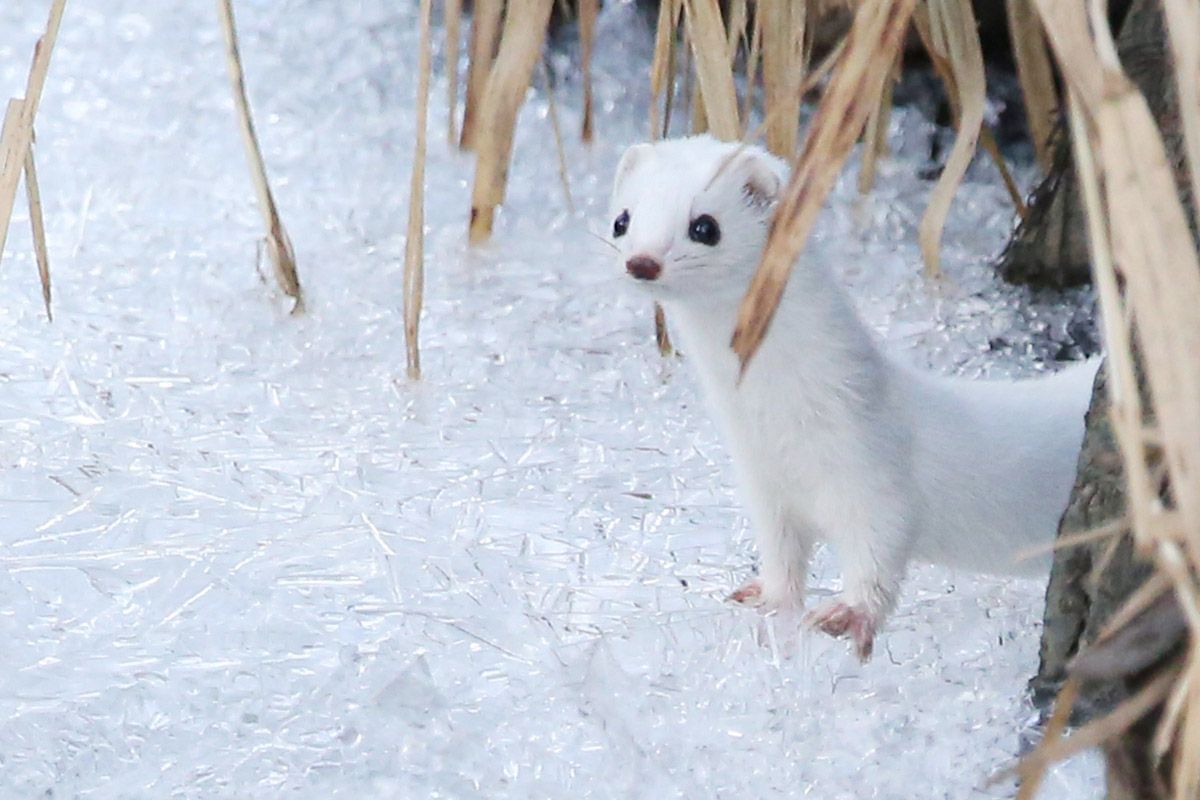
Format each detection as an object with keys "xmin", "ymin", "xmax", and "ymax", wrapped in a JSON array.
[{"xmin": 1, "ymin": 2, "xmax": 1101, "ymax": 797}]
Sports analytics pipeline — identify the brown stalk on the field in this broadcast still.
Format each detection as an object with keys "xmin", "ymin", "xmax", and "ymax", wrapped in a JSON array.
[
  {"xmin": 682, "ymin": 0, "xmax": 739, "ymax": 141},
  {"xmin": 913, "ymin": 0, "xmax": 986, "ymax": 278},
  {"xmin": 24, "ymin": 141, "xmax": 51, "ymax": 321},
  {"xmin": 444, "ymin": 0, "xmax": 463, "ymax": 144},
  {"xmin": 760, "ymin": 0, "xmax": 806, "ymax": 158},
  {"xmin": 913, "ymin": 16, "xmax": 1026, "ymax": 219},
  {"xmin": 540, "ymin": 61, "xmax": 575, "ymax": 213},
  {"xmin": 0, "ymin": 0, "xmax": 66, "ymax": 296},
  {"xmin": 857, "ymin": 51, "xmax": 897, "ymax": 194},
  {"xmin": 731, "ymin": 0, "xmax": 918, "ymax": 373},
  {"xmin": 217, "ymin": 0, "xmax": 303, "ymax": 312},
  {"xmin": 739, "ymin": 5, "xmax": 762, "ymax": 137},
  {"xmin": 403, "ymin": 0, "xmax": 435, "ymax": 379},
  {"xmin": 648, "ymin": 0, "xmax": 681, "ymax": 356},
  {"xmin": 649, "ymin": 0, "xmax": 682, "ymax": 140},
  {"xmin": 1018, "ymin": 668, "xmax": 1180, "ymax": 792},
  {"xmin": 467, "ymin": 0, "xmax": 554, "ymax": 245},
  {"xmin": 1005, "ymin": 0, "xmax": 1058, "ymax": 172},
  {"xmin": 459, "ymin": 0, "xmax": 503, "ymax": 151},
  {"xmin": 579, "ymin": 0, "xmax": 598, "ymax": 142}
]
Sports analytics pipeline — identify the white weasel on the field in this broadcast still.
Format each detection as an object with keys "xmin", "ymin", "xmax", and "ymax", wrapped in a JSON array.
[{"xmin": 609, "ymin": 135, "xmax": 1097, "ymax": 660}]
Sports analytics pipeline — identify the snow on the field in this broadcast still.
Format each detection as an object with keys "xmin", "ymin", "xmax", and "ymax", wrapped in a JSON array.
[{"xmin": 0, "ymin": 1, "xmax": 1101, "ymax": 797}]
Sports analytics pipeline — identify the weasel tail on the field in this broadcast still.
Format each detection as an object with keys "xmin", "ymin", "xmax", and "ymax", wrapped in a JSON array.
[{"xmin": 608, "ymin": 134, "xmax": 1097, "ymax": 660}]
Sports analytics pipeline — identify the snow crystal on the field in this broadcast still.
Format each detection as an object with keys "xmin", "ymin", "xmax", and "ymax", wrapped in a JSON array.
[{"xmin": 0, "ymin": 1, "xmax": 1101, "ymax": 797}]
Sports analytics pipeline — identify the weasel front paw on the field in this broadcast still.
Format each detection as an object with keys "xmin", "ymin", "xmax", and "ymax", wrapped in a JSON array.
[
  {"xmin": 729, "ymin": 579, "xmax": 764, "ymax": 607},
  {"xmin": 804, "ymin": 601, "xmax": 877, "ymax": 662}
]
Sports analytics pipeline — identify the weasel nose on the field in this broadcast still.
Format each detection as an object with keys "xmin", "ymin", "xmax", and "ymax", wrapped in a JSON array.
[{"xmin": 626, "ymin": 256, "xmax": 662, "ymax": 281}]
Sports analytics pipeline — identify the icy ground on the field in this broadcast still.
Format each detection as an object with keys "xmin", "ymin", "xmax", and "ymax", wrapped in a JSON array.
[{"xmin": 1, "ymin": 2, "xmax": 1102, "ymax": 797}]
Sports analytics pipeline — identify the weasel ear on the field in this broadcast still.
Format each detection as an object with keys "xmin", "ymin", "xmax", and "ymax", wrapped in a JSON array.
[
  {"xmin": 733, "ymin": 150, "xmax": 784, "ymax": 209},
  {"xmin": 613, "ymin": 143, "xmax": 652, "ymax": 196}
]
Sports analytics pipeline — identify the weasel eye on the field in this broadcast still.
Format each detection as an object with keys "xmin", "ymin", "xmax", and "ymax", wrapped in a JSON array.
[
  {"xmin": 613, "ymin": 210, "xmax": 630, "ymax": 238},
  {"xmin": 688, "ymin": 214, "xmax": 720, "ymax": 246}
]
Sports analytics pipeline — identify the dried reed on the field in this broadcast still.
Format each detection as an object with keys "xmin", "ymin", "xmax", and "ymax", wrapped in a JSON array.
[
  {"xmin": 467, "ymin": 0, "xmax": 554, "ymax": 244},
  {"xmin": 579, "ymin": 0, "xmax": 598, "ymax": 142},
  {"xmin": 759, "ymin": 2, "xmax": 806, "ymax": 158},
  {"xmin": 731, "ymin": 0, "xmax": 918, "ymax": 371},
  {"xmin": 0, "ymin": 0, "xmax": 66, "ymax": 321},
  {"xmin": 403, "ymin": 0, "xmax": 434, "ymax": 380},
  {"xmin": 217, "ymin": 0, "xmax": 303, "ymax": 312},
  {"xmin": 681, "ymin": 0, "xmax": 740, "ymax": 141},
  {"xmin": 444, "ymin": 0, "xmax": 463, "ymax": 144},
  {"xmin": 1005, "ymin": 0, "xmax": 1058, "ymax": 172},
  {"xmin": 459, "ymin": 0, "xmax": 502, "ymax": 151}
]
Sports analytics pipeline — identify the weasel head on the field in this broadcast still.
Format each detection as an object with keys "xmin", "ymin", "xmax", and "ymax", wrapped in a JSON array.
[{"xmin": 608, "ymin": 135, "xmax": 786, "ymax": 305}]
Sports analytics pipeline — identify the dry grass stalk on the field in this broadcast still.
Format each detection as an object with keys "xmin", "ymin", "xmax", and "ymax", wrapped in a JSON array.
[
  {"xmin": 540, "ymin": 62, "xmax": 575, "ymax": 213},
  {"xmin": 0, "ymin": 0, "xmax": 66, "ymax": 312},
  {"xmin": 579, "ymin": 0, "xmax": 598, "ymax": 142},
  {"xmin": 912, "ymin": 0, "xmax": 985, "ymax": 278},
  {"xmin": 459, "ymin": 0, "xmax": 503, "ymax": 150},
  {"xmin": 648, "ymin": 0, "xmax": 681, "ymax": 354},
  {"xmin": 467, "ymin": 0, "xmax": 554, "ymax": 245},
  {"xmin": 1005, "ymin": 0, "xmax": 1058, "ymax": 172},
  {"xmin": 857, "ymin": 52, "xmax": 897, "ymax": 194},
  {"xmin": 681, "ymin": 0, "xmax": 739, "ymax": 140},
  {"xmin": 1013, "ymin": 677, "xmax": 1079, "ymax": 800},
  {"xmin": 649, "ymin": 0, "xmax": 682, "ymax": 139},
  {"xmin": 1017, "ymin": 667, "xmax": 1181, "ymax": 795},
  {"xmin": 725, "ymin": 0, "xmax": 747, "ymax": 64},
  {"xmin": 23, "ymin": 142, "xmax": 51, "ymax": 320},
  {"xmin": 1014, "ymin": 2, "xmax": 1200, "ymax": 795},
  {"xmin": 739, "ymin": 6, "xmax": 762, "ymax": 137},
  {"xmin": 759, "ymin": 0, "xmax": 806, "ymax": 159},
  {"xmin": 217, "ymin": 0, "xmax": 303, "ymax": 312},
  {"xmin": 654, "ymin": 303, "xmax": 673, "ymax": 356},
  {"xmin": 444, "ymin": 0, "xmax": 463, "ymax": 144},
  {"xmin": 912, "ymin": 17, "xmax": 1027, "ymax": 219},
  {"xmin": 731, "ymin": 0, "xmax": 918, "ymax": 372},
  {"xmin": 403, "ymin": 0, "xmax": 434, "ymax": 379}
]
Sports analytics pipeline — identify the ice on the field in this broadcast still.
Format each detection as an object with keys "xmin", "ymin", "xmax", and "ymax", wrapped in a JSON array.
[{"xmin": 0, "ymin": 1, "xmax": 1102, "ymax": 797}]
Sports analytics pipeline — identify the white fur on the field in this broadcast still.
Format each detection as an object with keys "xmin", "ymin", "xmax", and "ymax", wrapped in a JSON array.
[{"xmin": 609, "ymin": 135, "xmax": 1097, "ymax": 632}]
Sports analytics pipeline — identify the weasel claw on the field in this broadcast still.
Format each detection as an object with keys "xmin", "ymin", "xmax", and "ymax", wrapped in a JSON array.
[{"xmin": 805, "ymin": 602, "xmax": 877, "ymax": 662}]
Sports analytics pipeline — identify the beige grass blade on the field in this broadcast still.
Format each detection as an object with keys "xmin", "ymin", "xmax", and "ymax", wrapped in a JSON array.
[
  {"xmin": 0, "ymin": 100, "xmax": 27, "ymax": 268},
  {"xmin": 467, "ymin": 0, "xmax": 554, "ymax": 245},
  {"xmin": 23, "ymin": 142, "xmax": 51, "ymax": 321},
  {"xmin": 444, "ymin": 0, "xmax": 463, "ymax": 144},
  {"xmin": 649, "ymin": 0, "xmax": 682, "ymax": 139},
  {"xmin": 579, "ymin": 0, "xmax": 598, "ymax": 142},
  {"xmin": 540, "ymin": 62, "xmax": 575, "ymax": 213},
  {"xmin": 725, "ymin": 0, "xmax": 746, "ymax": 64},
  {"xmin": 0, "ymin": 0, "xmax": 66, "ymax": 278},
  {"xmin": 857, "ymin": 51, "xmax": 897, "ymax": 194},
  {"xmin": 217, "ymin": 0, "xmax": 303, "ymax": 311},
  {"xmin": 731, "ymin": 0, "xmax": 918, "ymax": 372},
  {"xmin": 682, "ymin": 0, "xmax": 739, "ymax": 141},
  {"xmin": 913, "ymin": 0, "xmax": 985, "ymax": 278},
  {"xmin": 739, "ymin": 4, "xmax": 762, "ymax": 137},
  {"xmin": 459, "ymin": 0, "xmax": 503, "ymax": 150},
  {"xmin": 1006, "ymin": 0, "xmax": 1057, "ymax": 172},
  {"xmin": 760, "ymin": 0, "xmax": 805, "ymax": 158},
  {"xmin": 403, "ymin": 0, "xmax": 434, "ymax": 379}
]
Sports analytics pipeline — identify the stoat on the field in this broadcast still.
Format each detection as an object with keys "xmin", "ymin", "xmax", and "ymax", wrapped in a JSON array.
[{"xmin": 608, "ymin": 134, "xmax": 1097, "ymax": 660}]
